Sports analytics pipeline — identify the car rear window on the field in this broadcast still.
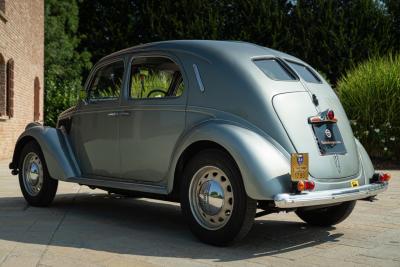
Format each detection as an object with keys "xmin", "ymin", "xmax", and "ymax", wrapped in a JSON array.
[
  {"xmin": 254, "ymin": 59, "xmax": 297, "ymax": 81},
  {"xmin": 286, "ymin": 61, "xmax": 321, "ymax": 83}
]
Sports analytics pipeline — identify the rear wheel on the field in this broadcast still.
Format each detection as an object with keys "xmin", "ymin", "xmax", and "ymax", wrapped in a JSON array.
[
  {"xmin": 180, "ymin": 149, "xmax": 257, "ymax": 246},
  {"xmin": 18, "ymin": 141, "xmax": 58, "ymax": 207},
  {"xmin": 295, "ymin": 201, "xmax": 356, "ymax": 226}
]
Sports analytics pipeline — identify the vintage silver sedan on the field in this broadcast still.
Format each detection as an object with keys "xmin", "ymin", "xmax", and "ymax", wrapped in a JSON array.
[{"xmin": 9, "ymin": 40, "xmax": 390, "ymax": 245}]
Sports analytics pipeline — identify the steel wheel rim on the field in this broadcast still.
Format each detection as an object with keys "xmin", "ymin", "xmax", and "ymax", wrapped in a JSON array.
[
  {"xmin": 22, "ymin": 152, "xmax": 44, "ymax": 196},
  {"xmin": 189, "ymin": 166, "xmax": 234, "ymax": 230}
]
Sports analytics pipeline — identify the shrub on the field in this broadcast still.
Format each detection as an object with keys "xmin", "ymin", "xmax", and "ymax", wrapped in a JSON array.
[{"xmin": 337, "ymin": 54, "xmax": 400, "ymax": 161}]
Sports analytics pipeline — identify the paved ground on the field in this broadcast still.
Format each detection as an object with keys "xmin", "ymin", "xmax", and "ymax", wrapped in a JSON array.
[{"xmin": 0, "ymin": 160, "xmax": 399, "ymax": 267}]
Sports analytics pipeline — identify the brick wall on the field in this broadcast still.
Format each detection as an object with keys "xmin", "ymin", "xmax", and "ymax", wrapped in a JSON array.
[{"xmin": 0, "ymin": 0, "xmax": 44, "ymax": 161}]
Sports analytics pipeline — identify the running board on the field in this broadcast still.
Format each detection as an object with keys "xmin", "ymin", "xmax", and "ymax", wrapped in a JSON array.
[{"xmin": 66, "ymin": 177, "xmax": 168, "ymax": 195}]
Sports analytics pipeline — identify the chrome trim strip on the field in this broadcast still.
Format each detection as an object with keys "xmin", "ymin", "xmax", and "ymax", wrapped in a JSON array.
[
  {"xmin": 67, "ymin": 177, "xmax": 168, "ymax": 195},
  {"xmin": 193, "ymin": 64, "xmax": 205, "ymax": 92},
  {"xmin": 274, "ymin": 182, "xmax": 388, "ymax": 208}
]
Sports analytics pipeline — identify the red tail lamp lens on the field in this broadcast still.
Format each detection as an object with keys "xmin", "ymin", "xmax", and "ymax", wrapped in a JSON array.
[
  {"xmin": 379, "ymin": 172, "xmax": 391, "ymax": 182},
  {"xmin": 327, "ymin": 110, "xmax": 335, "ymax": 120},
  {"xmin": 297, "ymin": 180, "xmax": 315, "ymax": 191}
]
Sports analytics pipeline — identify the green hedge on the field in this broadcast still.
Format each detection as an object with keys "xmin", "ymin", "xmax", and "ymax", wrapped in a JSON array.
[{"xmin": 337, "ymin": 54, "xmax": 400, "ymax": 161}]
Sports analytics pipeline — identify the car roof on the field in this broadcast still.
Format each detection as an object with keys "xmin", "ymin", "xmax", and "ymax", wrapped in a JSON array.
[{"xmin": 100, "ymin": 40, "xmax": 303, "ymax": 64}]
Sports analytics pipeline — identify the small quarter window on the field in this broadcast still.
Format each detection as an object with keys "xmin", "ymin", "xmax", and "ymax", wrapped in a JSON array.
[
  {"xmin": 87, "ymin": 61, "xmax": 124, "ymax": 100},
  {"xmin": 286, "ymin": 61, "xmax": 321, "ymax": 83},
  {"xmin": 130, "ymin": 57, "xmax": 184, "ymax": 99},
  {"xmin": 254, "ymin": 59, "xmax": 296, "ymax": 81}
]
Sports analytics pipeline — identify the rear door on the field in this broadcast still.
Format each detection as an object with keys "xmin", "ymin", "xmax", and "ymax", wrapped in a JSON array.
[{"xmin": 118, "ymin": 55, "xmax": 187, "ymax": 182}]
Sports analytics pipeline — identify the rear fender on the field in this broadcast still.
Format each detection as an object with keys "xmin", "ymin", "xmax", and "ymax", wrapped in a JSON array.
[
  {"xmin": 355, "ymin": 138, "xmax": 374, "ymax": 183},
  {"xmin": 10, "ymin": 124, "xmax": 80, "ymax": 180},
  {"xmin": 169, "ymin": 121, "xmax": 291, "ymax": 200}
]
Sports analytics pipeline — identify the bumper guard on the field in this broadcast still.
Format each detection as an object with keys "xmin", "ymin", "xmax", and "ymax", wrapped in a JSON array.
[{"xmin": 274, "ymin": 182, "xmax": 388, "ymax": 208}]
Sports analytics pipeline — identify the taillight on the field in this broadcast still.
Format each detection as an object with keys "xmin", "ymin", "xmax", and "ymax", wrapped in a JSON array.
[
  {"xmin": 297, "ymin": 180, "xmax": 315, "ymax": 192},
  {"xmin": 379, "ymin": 172, "xmax": 391, "ymax": 182},
  {"xmin": 327, "ymin": 110, "xmax": 335, "ymax": 120}
]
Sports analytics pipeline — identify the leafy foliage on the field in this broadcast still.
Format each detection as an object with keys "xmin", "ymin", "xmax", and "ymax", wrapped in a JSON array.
[
  {"xmin": 44, "ymin": 0, "xmax": 91, "ymax": 126},
  {"xmin": 77, "ymin": 0, "xmax": 399, "ymax": 85},
  {"xmin": 338, "ymin": 54, "xmax": 400, "ymax": 160}
]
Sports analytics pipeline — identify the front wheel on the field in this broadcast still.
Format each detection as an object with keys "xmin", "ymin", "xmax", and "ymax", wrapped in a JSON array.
[
  {"xmin": 18, "ymin": 141, "xmax": 58, "ymax": 207},
  {"xmin": 180, "ymin": 149, "xmax": 257, "ymax": 246},
  {"xmin": 295, "ymin": 201, "xmax": 356, "ymax": 226}
]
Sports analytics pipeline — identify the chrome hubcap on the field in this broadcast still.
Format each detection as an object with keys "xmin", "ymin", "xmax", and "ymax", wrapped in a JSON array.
[
  {"xmin": 189, "ymin": 166, "xmax": 234, "ymax": 230},
  {"xmin": 22, "ymin": 152, "xmax": 43, "ymax": 196}
]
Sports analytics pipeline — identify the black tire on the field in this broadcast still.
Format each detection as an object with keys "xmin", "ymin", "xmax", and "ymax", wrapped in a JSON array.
[
  {"xmin": 180, "ymin": 149, "xmax": 257, "ymax": 246},
  {"xmin": 295, "ymin": 201, "xmax": 356, "ymax": 226},
  {"xmin": 18, "ymin": 140, "xmax": 58, "ymax": 207}
]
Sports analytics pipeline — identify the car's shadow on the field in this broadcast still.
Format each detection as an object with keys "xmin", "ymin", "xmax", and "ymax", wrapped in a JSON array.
[{"xmin": 0, "ymin": 192, "xmax": 343, "ymax": 262}]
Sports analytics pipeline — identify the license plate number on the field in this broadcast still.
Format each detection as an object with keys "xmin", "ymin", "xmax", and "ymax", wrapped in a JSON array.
[{"xmin": 291, "ymin": 153, "xmax": 309, "ymax": 181}]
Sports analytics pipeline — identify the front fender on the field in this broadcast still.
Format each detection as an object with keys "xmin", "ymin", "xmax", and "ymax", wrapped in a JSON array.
[
  {"xmin": 169, "ymin": 121, "xmax": 291, "ymax": 200},
  {"xmin": 10, "ymin": 124, "xmax": 80, "ymax": 180}
]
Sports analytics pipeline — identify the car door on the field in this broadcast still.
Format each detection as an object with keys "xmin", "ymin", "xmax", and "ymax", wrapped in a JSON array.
[
  {"xmin": 70, "ymin": 59, "xmax": 126, "ymax": 178},
  {"xmin": 118, "ymin": 54, "xmax": 187, "ymax": 182}
]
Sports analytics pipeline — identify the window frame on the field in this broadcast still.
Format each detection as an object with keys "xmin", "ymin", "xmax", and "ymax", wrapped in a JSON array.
[
  {"xmin": 252, "ymin": 56, "xmax": 299, "ymax": 82},
  {"xmin": 285, "ymin": 59, "xmax": 322, "ymax": 84},
  {"xmin": 85, "ymin": 58, "xmax": 126, "ymax": 104},
  {"xmin": 126, "ymin": 54, "xmax": 187, "ymax": 102}
]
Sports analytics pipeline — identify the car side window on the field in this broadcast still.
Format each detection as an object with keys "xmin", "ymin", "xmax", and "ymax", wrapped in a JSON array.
[
  {"xmin": 87, "ymin": 61, "xmax": 125, "ymax": 101},
  {"xmin": 129, "ymin": 57, "xmax": 184, "ymax": 99}
]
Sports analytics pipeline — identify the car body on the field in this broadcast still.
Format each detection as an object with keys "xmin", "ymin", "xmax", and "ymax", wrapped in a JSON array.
[{"xmin": 9, "ymin": 40, "xmax": 389, "ymax": 245}]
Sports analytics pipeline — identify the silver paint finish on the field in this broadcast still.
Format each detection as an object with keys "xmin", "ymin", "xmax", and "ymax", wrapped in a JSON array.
[{"xmin": 11, "ymin": 40, "xmax": 379, "ymax": 202}]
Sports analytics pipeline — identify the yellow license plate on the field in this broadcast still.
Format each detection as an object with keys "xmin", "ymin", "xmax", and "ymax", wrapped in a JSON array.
[
  {"xmin": 291, "ymin": 153, "xmax": 309, "ymax": 181},
  {"xmin": 351, "ymin": 180, "xmax": 359, "ymax": 187}
]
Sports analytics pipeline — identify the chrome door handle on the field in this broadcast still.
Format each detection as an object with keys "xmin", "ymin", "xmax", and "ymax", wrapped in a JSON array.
[
  {"xmin": 119, "ymin": 111, "xmax": 131, "ymax": 116},
  {"xmin": 107, "ymin": 112, "xmax": 119, "ymax": 117}
]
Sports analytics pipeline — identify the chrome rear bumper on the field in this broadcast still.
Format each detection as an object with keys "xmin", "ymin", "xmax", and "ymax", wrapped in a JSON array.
[{"xmin": 274, "ymin": 182, "xmax": 388, "ymax": 208}]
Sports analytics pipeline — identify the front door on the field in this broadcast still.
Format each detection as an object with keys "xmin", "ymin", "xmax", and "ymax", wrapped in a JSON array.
[
  {"xmin": 118, "ymin": 55, "xmax": 187, "ymax": 182},
  {"xmin": 70, "ymin": 59, "xmax": 125, "ymax": 178}
]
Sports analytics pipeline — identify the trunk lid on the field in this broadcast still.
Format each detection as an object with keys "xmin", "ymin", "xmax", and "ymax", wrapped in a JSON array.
[{"xmin": 273, "ymin": 90, "xmax": 359, "ymax": 179}]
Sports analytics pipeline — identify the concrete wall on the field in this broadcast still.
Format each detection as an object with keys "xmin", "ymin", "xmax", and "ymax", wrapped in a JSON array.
[{"xmin": 0, "ymin": 0, "xmax": 44, "ymax": 161}]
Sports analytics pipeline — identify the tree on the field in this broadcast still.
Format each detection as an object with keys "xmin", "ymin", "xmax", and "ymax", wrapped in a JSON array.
[
  {"xmin": 76, "ymin": 0, "xmax": 399, "ymax": 84},
  {"xmin": 45, "ymin": 0, "xmax": 91, "ymax": 126},
  {"xmin": 286, "ymin": 0, "xmax": 394, "ymax": 84}
]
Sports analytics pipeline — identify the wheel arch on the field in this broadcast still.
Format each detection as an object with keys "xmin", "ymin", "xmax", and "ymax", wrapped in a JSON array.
[
  {"xmin": 172, "ymin": 140, "xmax": 237, "ymax": 199},
  {"xmin": 168, "ymin": 121, "xmax": 291, "ymax": 200},
  {"xmin": 10, "ymin": 135, "xmax": 38, "ymax": 171},
  {"xmin": 9, "ymin": 124, "xmax": 80, "ymax": 180}
]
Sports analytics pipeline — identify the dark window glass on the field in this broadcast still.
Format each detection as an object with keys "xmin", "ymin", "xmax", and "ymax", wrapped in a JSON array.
[
  {"xmin": 287, "ymin": 61, "xmax": 321, "ymax": 83},
  {"xmin": 0, "ymin": 54, "xmax": 6, "ymax": 117},
  {"xmin": 254, "ymin": 59, "xmax": 296, "ymax": 81},
  {"xmin": 88, "ymin": 61, "xmax": 124, "ymax": 100},
  {"xmin": 130, "ymin": 57, "xmax": 184, "ymax": 99},
  {"xmin": 34, "ymin": 77, "xmax": 40, "ymax": 121},
  {"xmin": 6, "ymin": 59, "xmax": 14, "ymax": 118}
]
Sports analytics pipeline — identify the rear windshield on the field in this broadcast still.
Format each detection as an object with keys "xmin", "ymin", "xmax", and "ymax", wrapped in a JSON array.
[
  {"xmin": 254, "ymin": 59, "xmax": 297, "ymax": 81},
  {"xmin": 286, "ymin": 61, "xmax": 321, "ymax": 83}
]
